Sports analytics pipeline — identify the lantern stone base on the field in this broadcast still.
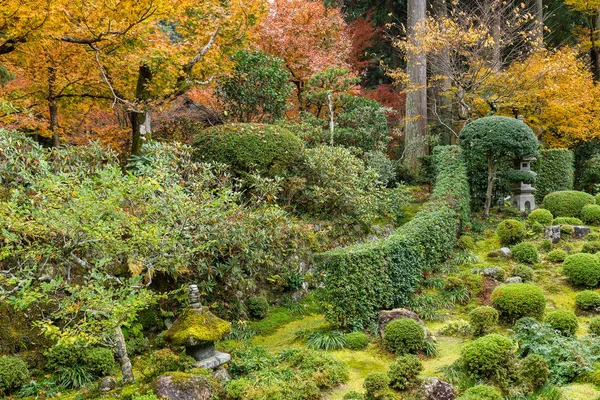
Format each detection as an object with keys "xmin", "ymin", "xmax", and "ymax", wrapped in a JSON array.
[
  {"xmin": 511, "ymin": 193, "xmax": 536, "ymax": 212},
  {"xmin": 186, "ymin": 341, "xmax": 231, "ymax": 369}
]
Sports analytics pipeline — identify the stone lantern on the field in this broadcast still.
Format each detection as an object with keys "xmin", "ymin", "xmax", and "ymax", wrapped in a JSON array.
[
  {"xmin": 510, "ymin": 156, "xmax": 537, "ymax": 212},
  {"xmin": 163, "ymin": 285, "xmax": 232, "ymax": 369}
]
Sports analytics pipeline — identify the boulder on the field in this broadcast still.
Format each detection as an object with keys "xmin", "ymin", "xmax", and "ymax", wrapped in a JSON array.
[
  {"xmin": 482, "ymin": 267, "xmax": 504, "ymax": 281},
  {"xmin": 505, "ymin": 276, "xmax": 523, "ymax": 284},
  {"xmin": 487, "ymin": 247, "xmax": 512, "ymax": 258},
  {"xmin": 422, "ymin": 377, "xmax": 455, "ymax": 400},
  {"xmin": 213, "ymin": 366, "xmax": 230, "ymax": 383},
  {"xmin": 378, "ymin": 308, "xmax": 429, "ymax": 338},
  {"xmin": 154, "ymin": 372, "xmax": 213, "ymax": 400},
  {"xmin": 99, "ymin": 376, "xmax": 116, "ymax": 392},
  {"xmin": 573, "ymin": 226, "xmax": 591, "ymax": 239},
  {"xmin": 545, "ymin": 225, "xmax": 561, "ymax": 243}
]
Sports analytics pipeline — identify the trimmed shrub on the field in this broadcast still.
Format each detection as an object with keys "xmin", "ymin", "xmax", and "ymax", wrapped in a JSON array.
[
  {"xmin": 363, "ymin": 372, "xmax": 389, "ymax": 400},
  {"xmin": 542, "ymin": 190, "xmax": 595, "ymax": 218},
  {"xmin": 0, "ymin": 356, "xmax": 29, "ymax": 395},
  {"xmin": 511, "ymin": 242, "xmax": 539, "ymax": 264},
  {"xmin": 460, "ymin": 334, "xmax": 515, "ymax": 380},
  {"xmin": 343, "ymin": 391, "xmax": 364, "ymax": 400},
  {"xmin": 553, "ymin": 217, "xmax": 583, "ymax": 225},
  {"xmin": 383, "ymin": 319, "xmax": 425, "ymax": 355},
  {"xmin": 561, "ymin": 224, "xmax": 574, "ymax": 236},
  {"xmin": 562, "ymin": 253, "xmax": 600, "ymax": 287},
  {"xmin": 533, "ymin": 149, "xmax": 574, "ymax": 203},
  {"xmin": 497, "ymin": 219, "xmax": 526, "ymax": 246},
  {"xmin": 388, "ymin": 354, "xmax": 423, "ymax": 390},
  {"xmin": 539, "ymin": 239, "xmax": 552, "ymax": 253},
  {"xmin": 589, "ymin": 318, "xmax": 600, "ymax": 335},
  {"xmin": 192, "ymin": 123, "xmax": 304, "ymax": 176},
  {"xmin": 246, "ymin": 297, "xmax": 269, "ymax": 320},
  {"xmin": 469, "ymin": 306, "xmax": 499, "ymax": 337},
  {"xmin": 545, "ymin": 309, "xmax": 579, "ymax": 335},
  {"xmin": 582, "ymin": 204, "xmax": 600, "ymax": 225},
  {"xmin": 588, "ymin": 232, "xmax": 600, "ymax": 241},
  {"xmin": 582, "ymin": 241, "xmax": 600, "ymax": 254},
  {"xmin": 82, "ymin": 347, "xmax": 116, "ymax": 377},
  {"xmin": 575, "ymin": 290, "xmax": 600, "ymax": 311},
  {"xmin": 511, "ymin": 265, "xmax": 534, "ymax": 282},
  {"xmin": 530, "ymin": 221, "xmax": 544, "ymax": 234},
  {"xmin": 519, "ymin": 354, "xmax": 549, "ymax": 391},
  {"xmin": 344, "ymin": 331, "xmax": 370, "ymax": 350},
  {"xmin": 528, "ymin": 209, "xmax": 553, "ymax": 225},
  {"xmin": 491, "ymin": 283, "xmax": 546, "ymax": 323},
  {"xmin": 44, "ymin": 344, "xmax": 83, "ymax": 371},
  {"xmin": 547, "ymin": 248, "xmax": 568, "ymax": 263},
  {"xmin": 458, "ymin": 385, "xmax": 502, "ymax": 400},
  {"xmin": 456, "ymin": 235, "xmax": 475, "ymax": 250}
]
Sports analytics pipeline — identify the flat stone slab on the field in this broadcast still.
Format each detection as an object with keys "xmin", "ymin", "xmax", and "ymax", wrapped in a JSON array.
[{"xmin": 195, "ymin": 351, "xmax": 230, "ymax": 369}]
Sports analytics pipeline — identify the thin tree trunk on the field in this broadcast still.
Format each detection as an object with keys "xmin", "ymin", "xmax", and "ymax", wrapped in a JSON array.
[
  {"xmin": 114, "ymin": 325, "xmax": 134, "ymax": 383},
  {"xmin": 485, "ymin": 156, "xmax": 498, "ymax": 216},
  {"xmin": 130, "ymin": 64, "xmax": 153, "ymax": 156},
  {"xmin": 405, "ymin": 0, "xmax": 428, "ymax": 170},
  {"xmin": 328, "ymin": 93, "xmax": 334, "ymax": 145},
  {"xmin": 430, "ymin": 0, "xmax": 453, "ymax": 144},
  {"xmin": 590, "ymin": 15, "xmax": 600, "ymax": 82},
  {"xmin": 48, "ymin": 66, "xmax": 60, "ymax": 147},
  {"xmin": 535, "ymin": 0, "xmax": 544, "ymax": 44}
]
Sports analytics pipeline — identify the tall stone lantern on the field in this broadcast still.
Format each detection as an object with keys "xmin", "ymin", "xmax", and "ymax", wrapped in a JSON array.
[{"xmin": 510, "ymin": 156, "xmax": 537, "ymax": 212}]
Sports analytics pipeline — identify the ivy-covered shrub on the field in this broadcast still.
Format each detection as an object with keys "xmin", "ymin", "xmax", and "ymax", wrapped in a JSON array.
[
  {"xmin": 469, "ymin": 306, "xmax": 499, "ymax": 337},
  {"xmin": 562, "ymin": 253, "xmax": 600, "ymax": 287},
  {"xmin": 246, "ymin": 297, "xmax": 269, "ymax": 320},
  {"xmin": 497, "ymin": 219, "xmax": 526, "ymax": 246},
  {"xmin": 456, "ymin": 235, "xmax": 475, "ymax": 250},
  {"xmin": 511, "ymin": 242, "xmax": 539, "ymax": 264},
  {"xmin": 460, "ymin": 334, "xmax": 515, "ymax": 381},
  {"xmin": 363, "ymin": 372, "xmax": 390, "ymax": 400},
  {"xmin": 458, "ymin": 385, "xmax": 502, "ymax": 400},
  {"xmin": 388, "ymin": 354, "xmax": 422, "ymax": 390},
  {"xmin": 491, "ymin": 283, "xmax": 546, "ymax": 323},
  {"xmin": 519, "ymin": 353, "xmax": 549, "ymax": 391},
  {"xmin": 344, "ymin": 331, "xmax": 370, "ymax": 350},
  {"xmin": 582, "ymin": 204, "xmax": 600, "ymax": 225},
  {"xmin": 192, "ymin": 123, "xmax": 304, "ymax": 177},
  {"xmin": 533, "ymin": 149, "xmax": 575, "ymax": 203},
  {"xmin": 383, "ymin": 319, "xmax": 425, "ymax": 355},
  {"xmin": 545, "ymin": 309, "xmax": 579, "ymax": 336},
  {"xmin": 547, "ymin": 248, "xmax": 568, "ymax": 263},
  {"xmin": 511, "ymin": 264, "xmax": 534, "ymax": 282},
  {"xmin": 589, "ymin": 318, "xmax": 600, "ymax": 335},
  {"xmin": 576, "ymin": 291, "xmax": 600, "ymax": 311},
  {"xmin": 553, "ymin": 217, "xmax": 583, "ymax": 225},
  {"xmin": 0, "ymin": 356, "xmax": 29, "ymax": 395},
  {"xmin": 542, "ymin": 190, "xmax": 595, "ymax": 218},
  {"xmin": 528, "ymin": 209, "xmax": 553, "ymax": 225},
  {"xmin": 582, "ymin": 241, "xmax": 600, "ymax": 254}
]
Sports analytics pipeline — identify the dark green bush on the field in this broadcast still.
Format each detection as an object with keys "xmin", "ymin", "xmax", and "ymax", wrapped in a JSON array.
[
  {"xmin": 343, "ymin": 391, "xmax": 364, "ymax": 400},
  {"xmin": 383, "ymin": 319, "xmax": 425, "ymax": 355},
  {"xmin": 511, "ymin": 242, "xmax": 539, "ymax": 264},
  {"xmin": 0, "ymin": 356, "xmax": 29, "ymax": 395},
  {"xmin": 82, "ymin": 347, "xmax": 116, "ymax": 377},
  {"xmin": 562, "ymin": 253, "xmax": 600, "ymax": 287},
  {"xmin": 582, "ymin": 241, "xmax": 600, "ymax": 254},
  {"xmin": 126, "ymin": 336, "xmax": 149, "ymax": 356},
  {"xmin": 44, "ymin": 344, "xmax": 83, "ymax": 371},
  {"xmin": 582, "ymin": 204, "xmax": 600, "ymax": 225},
  {"xmin": 542, "ymin": 190, "xmax": 595, "ymax": 218},
  {"xmin": 460, "ymin": 334, "xmax": 515, "ymax": 381},
  {"xmin": 528, "ymin": 209, "xmax": 553, "ymax": 225},
  {"xmin": 511, "ymin": 264, "xmax": 534, "ymax": 282},
  {"xmin": 589, "ymin": 318, "xmax": 600, "ymax": 335},
  {"xmin": 497, "ymin": 219, "xmax": 526, "ymax": 246},
  {"xmin": 192, "ymin": 123, "xmax": 304, "ymax": 176},
  {"xmin": 344, "ymin": 331, "xmax": 370, "ymax": 350},
  {"xmin": 545, "ymin": 309, "xmax": 579, "ymax": 336},
  {"xmin": 519, "ymin": 353, "xmax": 549, "ymax": 391},
  {"xmin": 363, "ymin": 372, "xmax": 389, "ymax": 400},
  {"xmin": 388, "ymin": 354, "xmax": 422, "ymax": 390},
  {"xmin": 469, "ymin": 306, "xmax": 499, "ymax": 337},
  {"xmin": 575, "ymin": 290, "xmax": 600, "ymax": 311},
  {"xmin": 547, "ymin": 248, "xmax": 568, "ymax": 263},
  {"xmin": 553, "ymin": 217, "xmax": 583, "ymax": 225},
  {"xmin": 533, "ymin": 149, "xmax": 574, "ymax": 202},
  {"xmin": 458, "ymin": 385, "xmax": 502, "ymax": 400},
  {"xmin": 491, "ymin": 283, "xmax": 546, "ymax": 323},
  {"xmin": 456, "ymin": 235, "xmax": 475, "ymax": 250},
  {"xmin": 246, "ymin": 297, "xmax": 269, "ymax": 320}
]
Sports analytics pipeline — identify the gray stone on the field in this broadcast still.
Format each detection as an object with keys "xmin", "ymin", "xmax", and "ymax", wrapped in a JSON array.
[
  {"xmin": 422, "ymin": 377, "xmax": 455, "ymax": 400},
  {"xmin": 186, "ymin": 341, "xmax": 216, "ymax": 360},
  {"xmin": 482, "ymin": 266, "xmax": 504, "ymax": 280},
  {"xmin": 499, "ymin": 247, "xmax": 512, "ymax": 258},
  {"xmin": 378, "ymin": 308, "xmax": 430, "ymax": 338},
  {"xmin": 213, "ymin": 366, "xmax": 231, "ymax": 383},
  {"xmin": 99, "ymin": 376, "xmax": 116, "ymax": 392},
  {"xmin": 573, "ymin": 225, "xmax": 591, "ymax": 239},
  {"xmin": 154, "ymin": 373, "xmax": 213, "ymax": 400},
  {"xmin": 506, "ymin": 276, "xmax": 523, "ymax": 284},
  {"xmin": 545, "ymin": 225, "xmax": 561, "ymax": 243},
  {"xmin": 195, "ymin": 351, "xmax": 231, "ymax": 369}
]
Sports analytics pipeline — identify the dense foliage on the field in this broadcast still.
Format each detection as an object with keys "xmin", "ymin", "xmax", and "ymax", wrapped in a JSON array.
[
  {"xmin": 383, "ymin": 319, "xmax": 425, "ymax": 355},
  {"xmin": 562, "ymin": 253, "xmax": 600, "ymax": 287},
  {"xmin": 490, "ymin": 283, "xmax": 546, "ymax": 323},
  {"xmin": 541, "ymin": 190, "xmax": 595, "ymax": 218},
  {"xmin": 533, "ymin": 149, "xmax": 575, "ymax": 203}
]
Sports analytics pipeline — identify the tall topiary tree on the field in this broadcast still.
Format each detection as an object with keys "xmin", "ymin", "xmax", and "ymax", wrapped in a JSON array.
[{"xmin": 459, "ymin": 116, "xmax": 539, "ymax": 216}]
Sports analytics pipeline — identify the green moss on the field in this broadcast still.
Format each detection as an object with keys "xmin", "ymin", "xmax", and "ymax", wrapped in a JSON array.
[{"xmin": 164, "ymin": 308, "xmax": 231, "ymax": 346}]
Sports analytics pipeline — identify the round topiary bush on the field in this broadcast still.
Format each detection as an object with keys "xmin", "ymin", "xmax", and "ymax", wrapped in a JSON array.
[
  {"xmin": 458, "ymin": 385, "xmax": 502, "ymax": 400},
  {"xmin": 589, "ymin": 318, "xmax": 600, "ymax": 335},
  {"xmin": 511, "ymin": 242, "xmax": 539, "ymax": 264},
  {"xmin": 582, "ymin": 204, "xmax": 600, "ymax": 225},
  {"xmin": 519, "ymin": 353, "xmax": 549, "ymax": 391},
  {"xmin": 343, "ymin": 391, "xmax": 364, "ymax": 400},
  {"xmin": 575, "ymin": 290, "xmax": 600, "ymax": 311},
  {"xmin": 588, "ymin": 232, "xmax": 600, "ymax": 241},
  {"xmin": 582, "ymin": 241, "xmax": 600, "ymax": 254},
  {"xmin": 456, "ymin": 235, "xmax": 475, "ymax": 251},
  {"xmin": 344, "ymin": 331, "xmax": 370, "ymax": 350},
  {"xmin": 246, "ymin": 297, "xmax": 269, "ymax": 320},
  {"xmin": 192, "ymin": 123, "xmax": 304, "ymax": 176},
  {"xmin": 0, "ymin": 355, "xmax": 29, "ymax": 395},
  {"xmin": 460, "ymin": 334, "xmax": 515, "ymax": 380},
  {"xmin": 363, "ymin": 372, "xmax": 389, "ymax": 400},
  {"xmin": 497, "ymin": 219, "xmax": 526, "ymax": 246},
  {"xmin": 383, "ymin": 318, "xmax": 425, "ymax": 355},
  {"xmin": 528, "ymin": 209, "xmax": 553, "ymax": 225},
  {"xmin": 560, "ymin": 224, "xmax": 575, "ymax": 236},
  {"xmin": 553, "ymin": 217, "xmax": 583, "ymax": 225},
  {"xmin": 542, "ymin": 191, "xmax": 595, "ymax": 218},
  {"xmin": 83, "ymin": 347, "xmax": 117, "ymax": 377},
  {"xmin": 545, "ymin": 309, "xmax": 579, "ymax": 336},
  {"xmin": 491, "ymin": 283, "xmax": 546, "ymax": 323},
  {"xmin": 387, "ymin": 354, "xmax": 423, "ymax": 390},
  {"xmin": 511, "ymin": 264, "xmax": 534, "ymax": 282},
  {"xmin": 562, "ymin": 253, "xmax": 600, "ymax": 287},
  {"xmin": 547, "ymin": 248, "xmax": 568, "ymax": 263},
  {"xmin": 469, "ymin": 306, "xmax": 499, "ymax": 337}
]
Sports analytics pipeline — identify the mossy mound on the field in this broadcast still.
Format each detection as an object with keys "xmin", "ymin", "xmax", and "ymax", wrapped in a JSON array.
[{"xmin": 164, "ymin": 308, "xmax": 231, "ymax": 346}]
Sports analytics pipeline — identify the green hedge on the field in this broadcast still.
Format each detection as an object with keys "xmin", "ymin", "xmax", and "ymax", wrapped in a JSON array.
[
  {"xmin": 317, "ymin": 146, "xmax": 470, "ymax": 329},
  {"xmin": 533, "ymin": 149, "xmax": 574, "ymax": 203}
]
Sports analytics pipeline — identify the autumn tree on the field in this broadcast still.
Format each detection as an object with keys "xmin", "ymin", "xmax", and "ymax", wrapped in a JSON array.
[
  {"xmin": 564, "ymin": 0, "xmax": 600, "ymax": 80},
  {"xmin": 0, "ymin": 0, "xmax": 55, "ymax": 55}
]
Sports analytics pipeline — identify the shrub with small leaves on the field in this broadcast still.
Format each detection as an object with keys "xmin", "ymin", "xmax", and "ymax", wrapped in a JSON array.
[
  {"xmin": 545, "ymin": 309, "xmax": 579, "ymax": 336},
  {"xmin": 528, "ymin": 209, "xmax": 553, "ymax": 225},
  {"xmin": 344, "ymin": 331, "xmax": 370, "ymax": 350},
  {"xmin": 145, "ymin": 349, "xmax": 195, "ymax": 378},
  {"xmin": 456, "ymin": 235, "xmax": 475, "ymax": 250},
  {"xmin": 582, "ymin": 204, "xmax": 600, "ymax": 225},
  {"xmin": 460, "ymin": 334, "xmax": 515, "ymax": 381},
  {"xmin": 539, "ymin": 239, "xmax": 552, "ymax": 253},
  {"xmin": 0, "ymin": 356, "xmax": 29, "ymax": 395},
  {"xmin": 589, "ymin": 318, "xmax": 600, "ymax": 335},
  {"xmin": 363, "ymin": 372, "xmax": 389, "ymax": 400},
  {"xmin": 388, "ymin": 354, "xmax": 423, "ymax": 391},
  {"xmin": 458, "ymin": 385, "xmax": 502, "ymax": 400},
  {"xmin": 519, "ymin": 353, "xmax": 549, "ymax": 391},
  {"xmin": 511, "ymin": 265, "xmax": 534, "ymax": 282},
  {"xmin": 562, "ymin": 253, "xmax": 600, "ymax": 287},
  {"xmin": 383, "ymin": 319, "xmax": 425, "ymax": 355},
  {"xmin": 547, "ymin": 248, "xmax": 568, "ymax": 263},
  {"xmin": 542, "ymin": 190, "xmax": 595, "ymax": 218},
  {"xmin": 82, "ymin": 347, "xmax": 116, "ymax": 377},
  {"xmin": 469, "ymin": 306, "xmax": 499, "ymax": 337},
  {"xmin": 582, "ymin": 241, "xmax": 600, "ymax": 254},
  {"xmin": 343, "ymin": 391, "xmax": 364, "ymax": 400},
  {"xmin": 553, "ymin": 217, "xmax": 583, "ymax": 225},
  {"xmin": 576, "ymin": 291, "xmax": 600, "ymax": 311},
  {"xmin": 491, "ymin": 283, "xmax": 546, "ymax": 323},
  {"xmin": 530, "ymin": 221, "xmax": 544, "ymax": 234},
  {"xmin": 497, "ymin": 219, "xmax": 526, "ymax": 246},
  {"xmin": 561, "ymin": 225, "xmax": 575, "ymax": 236},
  {"xmin": 246, "ymin": 297, "xmax": 269, "ymax": 320},
  {"xmin": 588, "ymin": 232, "xmax": 600, "ymax": 241},
  {"xmin": 511, "ymin": 242, "xmax": 539, "ymax": 264}
]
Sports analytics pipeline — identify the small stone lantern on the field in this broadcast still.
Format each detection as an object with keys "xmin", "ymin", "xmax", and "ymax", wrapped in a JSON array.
[
  {"xmin": 163, "ymin": 285, "xmax": 232, "ymax": 369},
  {"xmin": 510, "ymin": 156, "xmax": 537, "ymax": 212}
]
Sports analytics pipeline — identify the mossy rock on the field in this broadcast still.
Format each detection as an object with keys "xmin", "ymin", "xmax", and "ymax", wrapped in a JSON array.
[{"xmin": 164, "ymin": 308, "xmax": 231, "ymax": 346}]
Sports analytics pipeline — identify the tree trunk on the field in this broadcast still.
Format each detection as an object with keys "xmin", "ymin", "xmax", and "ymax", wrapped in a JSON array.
[
  {"xmin": 430, "ymin": 0, "xmax": 453, "ymax": 144},
  {"xmin": 130, "ymin": 64, "xmax": 153, "ymax": 156},
  {"xmin": 404, "ymin": 0, "xmax": 428, "ymax": 170},
  {"xmin": 48, "ymin": 66, "xmax": 60, "ymax": 147},
  {"xmin": 485, "ymin": 155, "xmax": 498, "ymax": 216},
  {"xmin": 328, "ymin": 93, "xmax": 334, "ymax": 145},
  {"xmin": 535, "ymin": 0, "xmax": 544, "ymax": 44},
  {"xmin": 590, "ymin": 15, "xmax": 600, "ymax": 82},
  {"xmin": 114, "ymin": 326, "xmax": 134, "ymax": 383}
]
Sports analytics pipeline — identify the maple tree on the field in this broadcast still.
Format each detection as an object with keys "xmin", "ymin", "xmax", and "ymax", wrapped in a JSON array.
[{"xmin": 564, "ymin": 0, "xmax": 600, "ymax": 80}]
